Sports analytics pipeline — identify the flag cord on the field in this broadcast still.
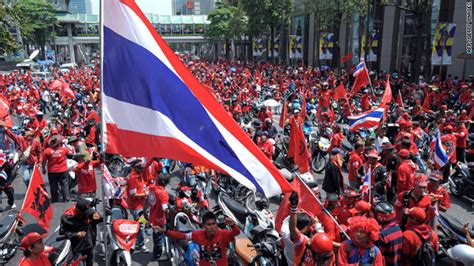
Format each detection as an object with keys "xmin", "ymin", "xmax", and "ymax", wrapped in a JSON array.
[{"xmin": 295, "ymin": 173, "xmax": 351, "ymax": 241}]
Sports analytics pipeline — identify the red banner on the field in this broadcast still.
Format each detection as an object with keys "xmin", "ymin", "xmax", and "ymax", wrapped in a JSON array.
[
  {"xmin": 20, "ymin": 165, "xmax": 52, "ymax": 230},
  {"xmin": 341, "ymin": 52, "xmax": 353, "ymax": 64}
]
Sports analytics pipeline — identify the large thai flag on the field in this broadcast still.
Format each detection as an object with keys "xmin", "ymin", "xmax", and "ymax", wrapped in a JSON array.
[
  {"xmin": 101, "ymin": 0, "xmax": 292, "ymax": 197},
  {"xmin": 434, "ymin": 129, "xmax": 449, "ymax": 169},
  {"xmin": 347, "ymin": 107, "xmax": 385, "ymax": 131}
]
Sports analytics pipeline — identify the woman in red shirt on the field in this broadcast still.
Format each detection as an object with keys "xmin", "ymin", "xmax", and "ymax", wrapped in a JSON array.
[{"xmin": 42, "ymin": 135, "xmax": 70, "ymax": 203}]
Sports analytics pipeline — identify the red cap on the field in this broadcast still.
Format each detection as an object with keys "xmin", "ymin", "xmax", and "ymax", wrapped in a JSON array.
[
  {"xmin": 415, "ymin": 174, "xmax": 429, "ymax": 187},
  {"xmin": 444, "ymin": 125, "xmax": 453, "ymax": 133},
  {"xmin": 399, "ymin": 149, "xmax": 410, "ymax": 158},
  {"xmin": 349, "ymin": 200, "xmax": 372, "ymax": 215},
  {"xmin": 310, "ymin": 233, "xmax": 333, "ymax": 253},
  {"xmin": 407, "ymin": 207, "xmax": 427, "ymax": 221},
  {"xmin": 402, "ymin": 113, "xmax": 410, "ymax": 119},
  {"xmin": 20, "ymin": 232, "xmax": 45, "ymax": 250}
]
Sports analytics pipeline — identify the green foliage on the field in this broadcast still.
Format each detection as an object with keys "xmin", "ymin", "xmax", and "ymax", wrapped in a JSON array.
[
  {"xmin": 242, "ymin": 0, "xmax": 293, "ymax": 37},
  {"xmin": 14, "ymin": 0, "xmax": 57, "ymax": 47},
  {"xmin": 303, "ymin": 0, "xmax": 368, "ymax": 30},
  {"xmin": 0, "ymin": 1, "xmax": 17, "ymax": 54},
  {"xmin": 205, "ymin": 3, "xmax": 247, "ymax": 42}
]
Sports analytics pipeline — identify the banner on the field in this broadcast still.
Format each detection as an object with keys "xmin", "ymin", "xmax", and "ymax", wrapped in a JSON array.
[
  {"xmin": 432, "ymin": 23, "xmax": 456, "ymax": 65},
  {"xmin": 267, "ymin": 35, "xmax": 280, "ymax": 58},
  {"xmin": 289, "ymin": 35, "xmax": 303, "ymax": 59},
  {"xmin": 368, "ymin": 31, "xmax": 378, "ymax": 62},
  {"xmin": 319, "ymin": 33, "xmax": 334, "ymax": 60},
  {"xmin": 252, "ymin": 38, "xmax": 265, "ymax": 57}
]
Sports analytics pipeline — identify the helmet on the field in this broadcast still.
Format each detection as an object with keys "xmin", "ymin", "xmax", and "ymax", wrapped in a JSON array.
[
  {"xmin": 310, "ymin": 233, "xmax": 333, "ymax": 253},
  {"xmin": 374, "ymin": 201, "xmax": 396, "ymax": 222},
  {"xmin": 157, "ymin": 173, "xmax": 170, "ymax": 185}
]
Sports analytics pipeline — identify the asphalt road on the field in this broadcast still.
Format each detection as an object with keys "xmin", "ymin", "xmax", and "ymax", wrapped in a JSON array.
[{"xmin": 2, "ymin": 114, "xmax": 473, "ymax": 265}]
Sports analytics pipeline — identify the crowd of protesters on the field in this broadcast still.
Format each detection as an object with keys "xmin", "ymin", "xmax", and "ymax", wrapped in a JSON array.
[{"xmin": 1, "ymin": 56, "xmax": 474, "ymax": 265}]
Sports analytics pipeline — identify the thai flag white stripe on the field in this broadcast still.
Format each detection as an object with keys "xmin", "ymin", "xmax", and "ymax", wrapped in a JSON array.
[
  {"xmin": 353, "ymin": 62, "xmax": 366, "ymax": 76},
  {"xmin": 434, "ymin": 154, "xmax": 447, "ymax": 168},
  {"xmin": 349, "ymin": 117, "xmax": 382, "ymax": 130},
  {"xmin": 434, "ymin": 130, "xmax": 448, "ymax": 168},
  {"xmin": 104, "ymin": 96, "xmax": 257, "ymax": 192},
  {"xmin": 103, "ymin": 0, "xmax": 178, "ymax": 79},
  {"xmin": 204, "ymin": 109, "xmax": 282, "ymax": 196},
  {"xmin": 348, "ymin": 108, "xmax": 385, "ymax": 119}
]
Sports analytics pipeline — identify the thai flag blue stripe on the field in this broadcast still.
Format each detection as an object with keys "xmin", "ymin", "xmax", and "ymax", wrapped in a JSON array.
[
  {"xmin": 435, "ymin": 130, "xmax": 449, "ymax": 163},
  {"xmin": 348, "ymin": 109, "xmax": 384, "ymax": 127},
  {"xmin": 103, "ymin": 27, "xmax": 265, "ymax": 193}
]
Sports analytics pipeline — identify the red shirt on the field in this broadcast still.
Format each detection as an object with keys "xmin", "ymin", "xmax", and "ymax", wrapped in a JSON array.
[
  {"xmin": 396, "ymin": 160, "xmax": 417, "ymax": 194},
  {"xmin": 167, "ymin": 225, "xmax": 240, "ymax": 266},
  {"xmin": 329, "ymin": 132, "xmax": 344, "ymax": 151},
  {"xmin": 19, "ymin": 252, "xmax": 51, "ymax": 266},
  {"xmin": 401, "ymin": 225, "xmax": 439, "ymax": 266},
  {"xmin": 148, "ymin": 185, "xmax": 169, "ymax": 226},
  {"xmin": 6, "ymin": 129, "xmax": 42, "ymax": 165},
  {"xmin": 395, "ymin": 191, "xmax": 432, "ymax": 224},
  {"xmin": 428, "ymin": 186, "xmax": 450, "ymax": 210},
  {"xmin": 441, "ymin": 133, "xmax": 457, "ymax": 163},
  {"xmin": 43, "ymin": 147, "xmax": 69, "ymax": 173},
  {"xmin": 126, "ymin": 171, "xmax": 147, "ymax": 210},
  {"xmin": 74, "ymin": 160, "xmax": 100, "ymax": 193},
  {"xmin": 145, "ymin": 161, "xmax": 163, "ymax": 185},
  {"xmin": 348, "ymin": 151, "xmax": 364, "ymax": 182},
  {"xmin": 292, "ymin": 232, "xmax": 335, "ymax": 266},
  {"xmin": 455, "ymin": 125, "xmax": 468, "ymax": 148},
  {"xmin": 261, "ymin": 139, "xmax": 274, "ymax": 160}
]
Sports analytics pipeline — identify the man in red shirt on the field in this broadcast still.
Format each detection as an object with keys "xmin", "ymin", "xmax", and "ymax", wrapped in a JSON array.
[
  {"xmin": 401, "ymin": 207, "xmax": 439, "ymax": 266},
  {"xmin": 258, "ymin": 131, "xmax": 274, "ymax": 160},
  {"xmin": 73, "ymin": 153, "xmax": 100, "ymax": 197},
  {"xmin": 1, "ymin": 121, "xmax": 42, "ymax": 187},
  {"xmin": 159, "ymin": 211, "xmax": 240, "ymax": 266},
  {"xmin": 19, "ymin": 232, "xmax": 51, "ymax": 266},
  {"xmin": 396, "ymin": 149, "xmax": 417, "ymax": 194},
  {"xmin": 42, "ymin": 135, "xmax": 70, "ymax": 202},
  {"xmin": 348, "ymin": 142, "xmax": 364, "ymax": 189},
  {"xmin": 126, "ymin": 160, "xmax": 149, "ymax": 252},
  {"xmin": 441, "ymin": 125, "xmax": 457, "ymax": 181},
  {"xmin": 395, "ymin": 174, "xmax": 434, "ymax": 230},
  {"xmin": 455, "ymin": 120, "xmax": 468, "ymax": 163},
  {"xmin": 148, "ymin": 174, "xmax": 170, "ymax": 259}
]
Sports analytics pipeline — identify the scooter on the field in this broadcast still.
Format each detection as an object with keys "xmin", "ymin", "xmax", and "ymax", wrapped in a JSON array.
[
  {"xmin": 310, "ymin": 132, "xmax": 330, "ymax": 173},
  {"xmin": 437, "ymin": 213, "xmax": 474, "ymax": 257},
  {"xmin": 108, "ymin": 219, "xmax": 140, "ymax": 266},
  {"xmin": 0, "ymin": 210, "xmax": 22, "ymax": 264},
  {"xmin": 448, "ymin": 162, "xmax": 474, "ymax": 200},
  {"xmin": 169, "ymin": 212, "xmax": 200, "ymax": 265}
]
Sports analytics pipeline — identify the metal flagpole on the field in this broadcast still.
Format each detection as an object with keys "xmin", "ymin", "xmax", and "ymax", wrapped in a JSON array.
[
  {"xmin": 295, "ymin": 173, "xmax": 351, "ymax": 240},
  {"xmin": 99, "ymin": 0, "xmax": 109, "ymax": 264}
]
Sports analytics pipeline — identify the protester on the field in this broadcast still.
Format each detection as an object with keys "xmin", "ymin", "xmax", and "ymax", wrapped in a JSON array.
[
  {"xmin": 148, "ymin": 173, "xmax": 170, "ymax": 260},
  {"xmin": 323, "ymin": 148, "xmax": 345, "ymax": 197},
  {"xmin": 375, "ymin": 201, "xmax": 403, "ymax": 266},
  {"xmin": 19, "ymin": 232, "xmax": 51, "ymax": 266},
  {"xmin": 42, "ymin": 135, "xmax": 70, "ymax": 202}
]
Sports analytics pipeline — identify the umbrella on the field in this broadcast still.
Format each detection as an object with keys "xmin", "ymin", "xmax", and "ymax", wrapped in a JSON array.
[
  {"xmin": 230, "ymin": 67, "xmax": 236, "ymax": 73},
  {"xmin": 262, "ymin": 99, "xmax": 280, "ymax": 107}
]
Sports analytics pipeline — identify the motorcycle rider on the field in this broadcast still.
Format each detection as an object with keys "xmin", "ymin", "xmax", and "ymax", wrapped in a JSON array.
[
  {"xmin": 19, "ymin": 232, "xmax": 50, "ymax": 266},
  {"xmin": 148, "ymin": 173, "xmax": 170, "ymax": 260},
  {"xmin": 375, "ymin": 201, "xmax": 403, "ymax": 266},
  {"xmin": 157, "ymin": 211, "xmax": 240, "ymax": 266},
  {"xmin": 60, "ymin": 198, "xmax": 103, "ymax": 266}
]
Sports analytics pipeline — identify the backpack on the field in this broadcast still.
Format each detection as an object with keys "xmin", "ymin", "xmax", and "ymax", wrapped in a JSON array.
[{"xmin": 413, "ymin": 230, "xmax": 436, "ymax": 266}]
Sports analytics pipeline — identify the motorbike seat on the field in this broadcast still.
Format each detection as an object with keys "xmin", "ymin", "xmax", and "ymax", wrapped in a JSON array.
[
  {"xmin": 220, "ymin": 194, "xmax": 249, "ymax": 223},
  {"xmin": 0, "ymin": 213, "xmax": 17, "ymax": 238},
  {"xmin": 110, "ymin": 206, "xmax": 127, "ymax": 220},
  {"xmin": 440, "ymin": 213, "xmax": 474, "ymax": 238},
  {"xmin": 235, "ymin": 237, "xmax": 257, "ymax": 263}
]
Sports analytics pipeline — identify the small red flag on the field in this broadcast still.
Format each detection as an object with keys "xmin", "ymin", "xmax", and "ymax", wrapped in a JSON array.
[
  {"xmin": 397, "ymin": 90, "xmax": 404, "ymax": 109},
  {"xmin": 341, "ymin": 52, "xmax": 353, "ymax": 64},
  {"xmin": 20, "ymin": 165, "xmax": 53, "ymax": 230},
  {"xmin": 293, "ymin": 123, "xmax": 310, "ymax": 173},
  {"xmin": 60, "ymin": 80, "xmax": 76, "ymax": 99},
  {"xmin": 333, "ymin": 83, "xmax": 347, "ymax": 100},
  {"xmin": 379, "ymin": 79, "xmax": 393, "ymax": 108},
  {"xmin": 421, "ymin": 94, "xmax": 431, "ymax": 111},
  {"xmin": 275, "ymin": 175, "xmax": 322, "ymax": 232},
  {"xmin": 279, "ymin": 101, "xmax": 288, "ymax": 128},
  {"xmin": 301, "ymin": 96, "xmax": 307, "ymax": 121}
]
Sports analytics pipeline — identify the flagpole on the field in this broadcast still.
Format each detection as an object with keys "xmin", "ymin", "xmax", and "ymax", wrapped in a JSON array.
[
  {"xmin": 295, "ymin": 173, "xmax": 351, "ymax": 240},
  {"xmin": 99, "ymin": 0, "xmax": 110, "ymax": 265}
]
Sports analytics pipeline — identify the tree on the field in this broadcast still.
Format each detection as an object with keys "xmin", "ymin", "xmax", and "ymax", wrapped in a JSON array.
[
  {"xmin": 205, "ymin": 2, "xmax": 247, "ymax": 59},
  {"xmin": 0, "ymin": 2, "xmax": 18, "ymax": 54},
  {"xmin": 14, "ymin": 0, "xmax": 57, "ymax": 58}
]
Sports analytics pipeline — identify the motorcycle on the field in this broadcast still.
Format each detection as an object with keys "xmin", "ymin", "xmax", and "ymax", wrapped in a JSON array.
[
  {"xmin": 45, "ymin": 226, "xmax": 87, "ymax": 265},
  {"xmin": 310, "ymin": 131, "xmax": 331, "ymax": 173},
  {"xmin": 169, "ymin": 212, "xmax": 200, "ymax": 265},
  {"xmin": 273, "ymin": 134, "xmax": 298, "ymax": 172},
  {"xmin": 0, "ymin": 210, "xmax": 22, "ymax": 264},
  {"xmin": 437, "ymin": 213, "xmax": 474, "ymax": 257},
  {"xmin": 448, "ymin": 162, "xmax": 474, "ymax": 200}
]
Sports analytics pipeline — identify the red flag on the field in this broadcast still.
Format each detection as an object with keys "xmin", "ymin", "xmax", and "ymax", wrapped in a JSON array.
[
  {"xmin": 333, "ymin": 83, "xmax": 347, "ymax": 100},
  {"xmin": 396, "ymin": 90, "xmax": 404, "ymax": 109},
  {"xmin": 340, "ymin": 52, "xmax": 353, "ymax": 64},
  {"xmin": 279, "ymin": 101, "xmax": 288, "ymax": 128},
  {"xmin": 350, "ymin": 62, "xmax": 371, "ymax": 95},
  {"xmin": 301, "ymin": 96, "xmax": 307, "ymax": 121},
  {"xmin": 293, "ymin": 123, "xmax": 310, "ymax": 173},
  {"xmin": 60, "ymin": 80, "xmax": 76, "ymax": 99},
  {"xmin": 275, "ymin": 175, "xmax": 322, "ymax": 232},
  {"xmin": 0, "ymin": 95, "xmax": 13, "ymax": 128},
  {"xmin": 421, "ymin": 94, "xmax": 431, "ymax": 111},
  {"xmin": 379, "ymin": 79, "xmax": 393, "ymax": 108},
  {"xmin": 20, "ymin": 165, "xmax": 53, "ymax": 230}
]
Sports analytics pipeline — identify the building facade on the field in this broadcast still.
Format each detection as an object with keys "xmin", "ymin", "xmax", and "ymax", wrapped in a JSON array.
[
  {"xmin": 68, "ymin": 0, "xmax": 92, "ymax": 14},
  {"xmin": 173, "ymin": 0, "xmax": 215, "ymax": 15}
]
